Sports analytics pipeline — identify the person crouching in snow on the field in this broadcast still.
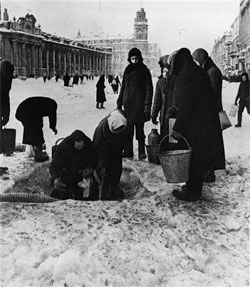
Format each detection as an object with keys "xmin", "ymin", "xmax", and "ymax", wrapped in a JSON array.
[
  {"xmin": 93, "ymin": 109, "xmax": 128, "ymax": 200},
  {"xmin": 15, "ymin": 96, "xmax": 58, "ymax": 162},
  {"xmin": 49, "ymin": 130, "xmax": 99, "ymax": 200}
]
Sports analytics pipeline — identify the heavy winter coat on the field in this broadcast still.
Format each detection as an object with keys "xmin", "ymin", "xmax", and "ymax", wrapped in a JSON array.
[
  {"xmin": 117, "ymin": 62, "xmax": 153, "ymax": 124},
  {"xmin": 93, "ymin": 115, "xmax": 128, "ymax": 185},
  {"xmin": 15, "ymin": 97, "xmax": 57, "ymax": 145},
  {"xmin": 151, "ymin": 75, "xmax": 176, "ymax": 137},
  {"xmin": 172, "ymin": 48, "xmax": 225, "ymax": 172},
  {"xmin": 96, "ymin": 75, "xmax": 106, "ymax": 103},
  {"xmin": 49, "ymin": 130, "xmax": 97, "ymax": 185},
  {"xmin": 0, "ymin": 60, "xmax": 14, "ymax": 126}
]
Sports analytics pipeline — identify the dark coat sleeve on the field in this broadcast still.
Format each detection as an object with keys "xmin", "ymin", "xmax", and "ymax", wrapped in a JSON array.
[
  {"xmin": 208, "ymin": 67, "xmax": 223, "ymax": 112},
  {"xmin": 151, "ymin": 79, "xmax": 162, "ymax": 119},
  {"xmin": 117, "ymin": 72, "xmax": 126, "ymax": 107},
  {"xmin": 144, "ymin": 68, "xmax": 154, "ymax": 113}
]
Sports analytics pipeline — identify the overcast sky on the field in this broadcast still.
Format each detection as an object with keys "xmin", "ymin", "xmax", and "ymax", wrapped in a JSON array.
[{"xmin": 2, "ymin": 0, "xmax": 239, "ymax": 55}]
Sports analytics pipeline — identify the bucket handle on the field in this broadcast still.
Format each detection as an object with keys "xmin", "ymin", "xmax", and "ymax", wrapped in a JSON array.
[
  {"xmin": 55, "ymin": 137, "xmax": 64, "ymax": 145},
  {"xmin": 159, "ymin": 134, "xmax": 191, "ymax": 152}
]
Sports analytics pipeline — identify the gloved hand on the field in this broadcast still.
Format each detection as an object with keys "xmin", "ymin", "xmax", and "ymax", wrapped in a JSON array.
[
  {"xmin": 151, "ymin": 116, "xmax": 158, "ymax": 125},
  {"xmin": 52, "ymin": 128, "xmax": 58, "ymax": 135},
  {"xmin": 81, "ymin": 167, "xmax": 93, "ymax": 178},
  {"xmin": 99, "ymin": 167, "xmax": 107, "ymax": 178},
  {"xmin": 143, "ymin": 108, "xmax": 151, "ymax": 122},
  {"xmin": 171, "ymin": 130, "xmax": 182, "ymax": 141},
  {"xmin": 54, "ymin": 178, "xmax": 66, "ymax": 191}
]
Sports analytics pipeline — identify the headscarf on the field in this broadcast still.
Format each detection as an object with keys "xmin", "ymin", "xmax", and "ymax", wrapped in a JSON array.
[
  {"xmin": 107, "ymin": 109, "xmax": 127, "ymax": 134},
  {"xmin": 241, "ymin": 72, "xmax": 249, "ymax": 81},
  {"xmin": 171, "ymin": 48, "xmax": 194, "ymax": 75},
  {"xmin": 128, "ymin": 48, "xmax": 143, "ymax": 64},
  {"xmin": 167, "ymin": 50, "xmax": 178, "ymax": 75},
  {"xmin": 158, "ymin": 55, "xmax": 169, "ymax": 68},
  {"xmin": 192, "ymin": 48, "xmax": 209, "ymax": 67}
]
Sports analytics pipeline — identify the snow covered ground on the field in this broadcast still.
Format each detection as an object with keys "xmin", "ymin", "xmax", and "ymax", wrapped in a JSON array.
[{"xmin": 0, "ymin": 76, "xmax": 249, "ymax": 287}]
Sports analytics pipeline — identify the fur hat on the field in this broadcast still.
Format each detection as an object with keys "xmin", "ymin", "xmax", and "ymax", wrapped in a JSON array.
[{"xmin": 128, "ymin": 48, "xmax": 143, "ymax": 63}]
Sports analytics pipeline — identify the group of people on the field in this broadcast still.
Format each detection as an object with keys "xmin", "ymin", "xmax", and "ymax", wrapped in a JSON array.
[{"xmin": 1, "ymin": 45, "xmax": 249, "ymax": 202}]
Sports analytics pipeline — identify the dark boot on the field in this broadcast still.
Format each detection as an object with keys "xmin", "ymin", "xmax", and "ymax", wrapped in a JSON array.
[
  {"xmin": 33, "ymin": 145, "xmax": 49, "ymax": 162},
  {"xmin": 100, "ymin": 102, "xmax": 105, "ymax": 109},
  {"xmin": 235, "ymin": 124, "xmax": 241, "ymax": 127},
  {"xmin": 111, "ymin": 185, "xmax": 125, "ymax": 201},
  {"xmin": 203, "ymin": 171, "xmax": 216, "ymax": 183},
  {"xmin": 122, "ymin": 141, "xmax": 134, "ymax": 158},
  {"xmin": 138, "ymin": 140, "xmax": 147, "ymax": 160},
  {"xmin": 173, "ymin": 185, "xmax": 201, "ymax": 202},
  {"xmin": 96, "ymin": 103, "xmax": 100, "ymax": 109}
]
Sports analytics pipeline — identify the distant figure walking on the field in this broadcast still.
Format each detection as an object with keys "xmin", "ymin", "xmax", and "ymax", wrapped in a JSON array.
[
  {"xmin": 43, "ymin": 71, "xmax": 47, "ymax": 83},
  {"xmin": 111, "ymin": 75, "xmax": 121, "ymax": 94},
  {"xmin": 15, "ymin": 97, "xmax": 58, "ymax": 162},
  {"xmin": 234, "ymin": 72, "xmax": 250, "ymax": 127},
  {"xmin": 96, "ymin": 74, "xmax": 106, "ymax": 109},
  {"xmin": 63, "ymin": 72, "xmax": 70, "ymax": 87}
]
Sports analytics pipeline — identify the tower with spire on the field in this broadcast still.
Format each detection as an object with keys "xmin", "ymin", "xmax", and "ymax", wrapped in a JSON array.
[{"xmin": 134, "ymin": 8, "xmax": 148, "ymax": 41}]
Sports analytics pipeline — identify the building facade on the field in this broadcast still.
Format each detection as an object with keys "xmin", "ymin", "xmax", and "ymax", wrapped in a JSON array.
[
  {"xmin": 77, "ymin": 8, "xmax": 161, "ymax": 76},
  {"xmin": 211, "ymin": 0, "xmax": 250, "ymax": 76},
  {"xmin": 0, "ymin": 10, "xmax": 112, "ymax": 78}
]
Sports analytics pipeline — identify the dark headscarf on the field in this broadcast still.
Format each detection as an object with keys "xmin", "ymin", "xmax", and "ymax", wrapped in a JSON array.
[
  {"xmin": 241, "ymin": 72, "xmax": 249, "ymax": 81},
  {"xmin": 172, "ymin": 48, "xmax": 195, "ymax": 75},
  {"xmin": 127, "ymin": 48, "xmax": 143, "ymax": 64},
  {"xmin": 192, "ymin": 48, "xmax": 209, "ymax": 67}
]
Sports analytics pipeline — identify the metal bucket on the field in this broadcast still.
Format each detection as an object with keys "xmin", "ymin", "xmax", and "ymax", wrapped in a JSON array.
[
  {"xmin": 158, "ymin": 135, "xmax": 192, "ymax": 183},
  {"xmin": 1, "ymin": 128, "xmax": 16, "ymax": 155},
  {"xmin": 51, "ymin": 138, "xmax": 64, "ymax": 158},
  {"xmin": 146, "ymin": 144, "xmax": 160, "ymax": 164},
  {"xmin": 219, "ymin": 110, "xmax": 232, "ymax": 130},
  {"xmin": 229, "ymin": 104, "xmax": 238, "ymax": 117}
]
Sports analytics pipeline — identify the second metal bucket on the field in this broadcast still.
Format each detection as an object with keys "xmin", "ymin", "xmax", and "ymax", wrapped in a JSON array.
[{"xmin": 158, "ymin": 135, "xmax": 192, "ymax": 183}]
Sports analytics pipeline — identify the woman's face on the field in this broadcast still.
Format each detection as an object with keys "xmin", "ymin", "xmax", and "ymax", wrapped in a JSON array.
[
  {"xmin": 74, "ymin": 139, "xmax": 84, "ymax": 150},
  {"xmin": 162, "ymin": 68, "xmax": 168, "ymax": 78},
  {"xmin": 131, "ymin": 56, "xmax": 139, "ymax": 64}
]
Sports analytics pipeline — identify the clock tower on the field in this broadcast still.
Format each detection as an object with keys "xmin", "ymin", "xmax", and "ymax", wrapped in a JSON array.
[{"xmin": 134, "ymin": 8, "xmax": 148, "ymax": 41}]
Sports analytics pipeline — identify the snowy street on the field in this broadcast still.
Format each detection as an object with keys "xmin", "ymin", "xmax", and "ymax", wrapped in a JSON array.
[{"xmin": 0, "ymin": 77, "xmax": 249, "ymax": 287}]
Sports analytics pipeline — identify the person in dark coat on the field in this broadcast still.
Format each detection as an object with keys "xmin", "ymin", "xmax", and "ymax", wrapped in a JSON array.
[
  {"xmin": 96, "ymin": 74, "xmax": 106, "ymax": 109},
  {"xmin": 170, "ymin": 48, "xmax": 225, "ymax": 202},
  {"xmin": 15, "ymin": 96, "xmax": 58, "ymax": 162},
  {"xmin": 111, "ymin": 75, "xmax": 121, "ymax": 94},
  {"xmin": 49, "ymin": 130, "xmax": 98, "ymax": 200},
  {"xmin": 192, "ymin": 48, "xmax": 223, "ymax": 113},
  {"xmin": 234, "ymin": 72, "xmax": 250, "ymax": 127},
  {"xmin": 63, "ymin": 72, "xmax": 70, "ymax": 87},
  {"xmin": 93, "ymin": 109, "xmax": 128, "ymax": 200},
  {"xmin": 151, "ymin": 54, "xmax": 176, "ymax": 139},
  {"xmin": 117, "ymin": 47, "xmax": 153, "ymax": 160},
  {"xmin": 192, "ymin": 48, "xmax": 224, "ymax": 183},
  {"xmin": 0, "ymin": 59, "xmax": 14, "ymax": 173}
]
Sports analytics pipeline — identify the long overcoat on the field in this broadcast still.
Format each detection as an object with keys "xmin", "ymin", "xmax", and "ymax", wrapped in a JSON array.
[
  {"xmin": 172, "ymin": 49, "xmax": 225, "ymax": 172},
  {"xmin": 117, "ymin": 63, "xmax": 153, "ymax": 124},
  {"xmin": 49, "ymin": 130, "xmax": 97, "ymax": 186},
  {"xmin": 203, "ymin": 57, "xmax": 223, "ymax": 112},
  {"xmin": 15, "ymin": 97, "xmax": 57, "ymax": 145},
  {"xmin": 151, "ymin": 74, "xmax": 176, "ymax": 137},
  {"xmin": 93, "ymin": 115, "xmax": 127, "ymax": 186},
  {"xmin": 96, "ymin": 75, "xmax": 106, "ymax": 103}
]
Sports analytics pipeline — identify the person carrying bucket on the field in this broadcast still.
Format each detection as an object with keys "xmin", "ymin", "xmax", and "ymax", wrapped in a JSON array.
[{"xmin": 169, "ymin": 48, "xmax": 225, "ymax": 202}]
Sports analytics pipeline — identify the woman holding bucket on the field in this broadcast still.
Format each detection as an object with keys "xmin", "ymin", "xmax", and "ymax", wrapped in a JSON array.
[{"xmin": 169, "ymin": 48, "xmax": 225, "ymax": 202}]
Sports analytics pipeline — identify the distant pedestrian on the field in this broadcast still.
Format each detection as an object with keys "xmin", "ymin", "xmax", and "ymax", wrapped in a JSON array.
[
  {"xmin": 96, "ymin": 74, "xmax": 106, "ymax": 109},
  {"xmin": 15, "ymin": 96, "xmax": 58, "ymax": 162},
  {"xmin": 234, "ymin": 72, "xmax": 250, "ymax": 127},
  {"xmin": 117, "ymin": 47, "xmax": 153, "ymax": 160},
  {"xmin": 111, "ymin": 75, "xmax": 121, "ymax": 94},
  {"xmin": 192, "ymin": 48, "xmax": 224, "ymax": 183},
  {"xmin": 43, "ymin": 71, "xmax": 47, "ymax": 83},
  {"xmin": 55, "ymin": 71, "xmax": 60, "ymax": 82},
  {"xmin": 63, "ymin": 72, "xmax": 70, "ymax": 87}
]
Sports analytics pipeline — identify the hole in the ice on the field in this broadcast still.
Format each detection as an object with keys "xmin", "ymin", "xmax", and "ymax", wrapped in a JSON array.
[{"xmin": 7, "ymin": 163, "xmax": 149, "ymax": 200}]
